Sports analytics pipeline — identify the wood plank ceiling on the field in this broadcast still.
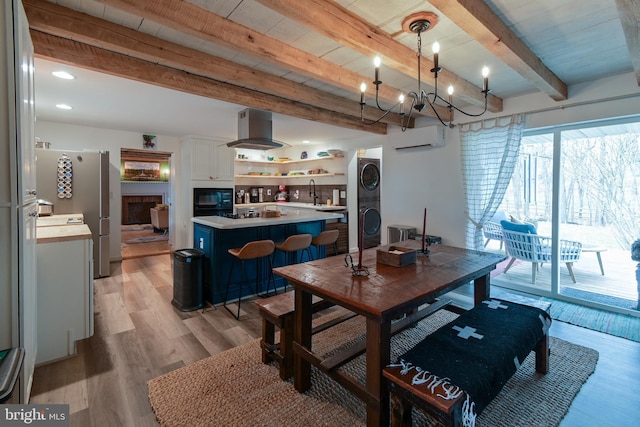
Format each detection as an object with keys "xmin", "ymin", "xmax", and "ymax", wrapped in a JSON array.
[{"xmin": 24, "ymin": 0, "xmax": 638, "ymax": 135}]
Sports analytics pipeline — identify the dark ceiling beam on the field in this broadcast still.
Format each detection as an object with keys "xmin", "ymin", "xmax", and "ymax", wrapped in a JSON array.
[
  {"xmin": 94, "ymin": 0, "xmax": 442, "ymax": 120},
  {"xmin": 23, "ymin": 0, "xmax": 404, "ymax": 130},
  {"xmin": 30, "ymin": 31, "xmax": 388, "ymax": 135}
]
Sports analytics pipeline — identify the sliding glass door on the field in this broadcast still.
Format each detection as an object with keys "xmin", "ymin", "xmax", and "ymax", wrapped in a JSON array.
[
  {"xmin": 495, "ymin": 132, "xmax": 555, "ymax": 294},
  {"xmin": 491, "ymin": 117, "xmax": 640, "ymax": 316},
  {"xmin": 557, "ymin": 121, "xmax": 640, "ymax": 313}
]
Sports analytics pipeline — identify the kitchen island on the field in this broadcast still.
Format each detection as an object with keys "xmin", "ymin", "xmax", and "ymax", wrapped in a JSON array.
[{"xmin": 192, "ymin": 208, "xmax": 344, "ymax": 305}]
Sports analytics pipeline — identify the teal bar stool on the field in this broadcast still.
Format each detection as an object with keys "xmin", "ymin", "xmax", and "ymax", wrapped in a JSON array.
[{"xmin": 224, "ymin": 239, "xmax": 275, "ymax": 320}]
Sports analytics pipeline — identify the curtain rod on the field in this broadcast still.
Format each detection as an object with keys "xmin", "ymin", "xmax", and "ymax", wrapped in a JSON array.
[{"xmin": 524, "ymin": 92, "xmax": 640, "ymax": 117}]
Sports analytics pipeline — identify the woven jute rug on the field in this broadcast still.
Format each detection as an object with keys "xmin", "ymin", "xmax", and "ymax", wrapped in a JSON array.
[{"xmin": 148, "ymin": 309, "xmax": 598, "ymax": 426}]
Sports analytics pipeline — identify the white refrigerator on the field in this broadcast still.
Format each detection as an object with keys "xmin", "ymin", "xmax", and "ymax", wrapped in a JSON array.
[
  {"xmin": 36, "ymin": 149, "xmax": 111, "ymax": 278},
  {"xmin": 0, "ymin": 0, "xmax": 37, "ymax": 403}
]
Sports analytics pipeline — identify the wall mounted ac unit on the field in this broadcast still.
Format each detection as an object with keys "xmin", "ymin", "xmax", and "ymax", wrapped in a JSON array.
[{"xmin": 393, "ymin": 126, "xmax": 446, "ymax": 151}]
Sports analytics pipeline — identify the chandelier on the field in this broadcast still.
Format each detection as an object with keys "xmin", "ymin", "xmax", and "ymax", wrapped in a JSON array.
[{"xmin": 359, "ymin": 12, "xmax": 492, "ymax": 129}]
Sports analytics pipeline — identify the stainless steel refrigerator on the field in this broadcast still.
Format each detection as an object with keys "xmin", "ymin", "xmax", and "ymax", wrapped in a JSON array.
[{"xmin": 36, "ymin": 148, "xmax": 110, "ymax": 277}]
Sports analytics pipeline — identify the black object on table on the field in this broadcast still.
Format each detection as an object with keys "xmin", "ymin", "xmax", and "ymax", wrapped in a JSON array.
[{"xmin": 0, "ymin": 347, "xmax": 25, "ymax": 403}]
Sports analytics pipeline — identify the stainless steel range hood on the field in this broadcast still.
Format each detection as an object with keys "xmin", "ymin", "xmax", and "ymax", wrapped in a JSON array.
[{"xmin": 226, "ymin": 109, "xmax": 288, "ymax": 150}]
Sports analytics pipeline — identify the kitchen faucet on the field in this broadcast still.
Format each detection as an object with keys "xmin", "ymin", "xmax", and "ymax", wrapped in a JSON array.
[{"xmin": 309, "ymin": 179, "xmax": 318, "ymax": 205}]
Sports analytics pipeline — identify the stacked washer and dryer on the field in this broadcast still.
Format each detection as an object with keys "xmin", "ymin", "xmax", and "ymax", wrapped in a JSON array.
[{"xmin": 357, "ymin": 158, "xmax": 382, "ymax": 249}]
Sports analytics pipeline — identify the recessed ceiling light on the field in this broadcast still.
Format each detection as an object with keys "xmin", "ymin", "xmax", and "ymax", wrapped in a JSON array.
[
  {"xmin": 52, "ymin": 71, "xmax": 75, "ymax": 80},
  {"xmin": 55, "ymin": 104, "xmax": 72, "ymax": 110},
  {"xmin": 302, "ymin": 140, "xmax": 310, "ymax": 144}
]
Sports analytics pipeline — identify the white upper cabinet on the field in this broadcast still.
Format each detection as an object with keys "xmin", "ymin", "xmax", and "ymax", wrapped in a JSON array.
[{"xmin": 183, "ymin": 136, "xmax": 234, "ymax": 183}]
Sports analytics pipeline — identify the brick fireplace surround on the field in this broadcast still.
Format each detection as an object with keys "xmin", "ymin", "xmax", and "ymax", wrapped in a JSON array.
[{"xmin": 122, "ymin": 195, "xmax": 163, "ymax": 225}]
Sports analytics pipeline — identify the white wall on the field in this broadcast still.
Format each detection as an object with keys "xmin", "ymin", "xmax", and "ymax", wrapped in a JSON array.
[
  {"xmin": 34, "ymin": 121, "xmax": 182, "ymax": 261},
  {"xmin": 380, "ymin": 126, "xmax": 466, "ymax": 246}
]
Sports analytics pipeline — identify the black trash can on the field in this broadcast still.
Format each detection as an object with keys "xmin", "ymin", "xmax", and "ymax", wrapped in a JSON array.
[{"xmin": 172, "ymin": 248, "xmax": 205, "ymax": 311}]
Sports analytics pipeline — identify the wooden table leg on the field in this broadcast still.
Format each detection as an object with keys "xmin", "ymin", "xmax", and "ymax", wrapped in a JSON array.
[
  {"xmin": 473, "ymin": 273, "xmax": 490, "ymax": 306},
  {"xmin": 535, "ymin": 333, "xmax": 550, "ymax": 374},
  {"xmin": 294, "ymin": 287, "xmax": 312, "ymax": 392},
  {"xmin": 366, "ymin": 317, "xmax": 391, "ymax": 427}
]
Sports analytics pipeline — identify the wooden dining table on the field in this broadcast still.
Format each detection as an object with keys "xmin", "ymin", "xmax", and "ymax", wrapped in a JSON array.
[{"xmin": 272, "ymin": 241, "xmax": 507, "ymax": 427}]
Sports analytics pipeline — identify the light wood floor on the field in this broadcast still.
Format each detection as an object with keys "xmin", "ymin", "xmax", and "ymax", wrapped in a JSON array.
[
  {"xmin": 121, "ymin": 226, "xmax": 171, "ymax": 259},
  {"xmin": 29, "ymin": 254, "xmax": 640, "ymax": 426}
]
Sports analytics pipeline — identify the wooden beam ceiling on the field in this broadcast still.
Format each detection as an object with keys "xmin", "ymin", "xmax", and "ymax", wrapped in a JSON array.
[
  {"xmin": 30, "ymin": 0, "xmax": 621, "ymax": 133},
  {"xmin": 428, "ymin": 0, "xmax": 568, "ymax": 102},
  {"xmin": 95, "ymin": 0, "xmax": 441, "ymax": 121},
  {"xmin": 24, "ymin": 0, "xmax": 406, "ymax": 130},
  {"xmin": 31, "ymin": 31, "xmax": 388, "ymax": 135},
  {"xmin": 257, "ymin": 0, "xmax": 502, "ymax": 113},
  {"xmin": 614, "ymin": 0, "xmax": 640, "ymax": 85}
]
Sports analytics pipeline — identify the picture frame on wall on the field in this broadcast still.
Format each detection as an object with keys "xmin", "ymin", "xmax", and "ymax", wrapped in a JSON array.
[
  {"xmin": 123, "ymin": 161, "xmax": 161, "ymax": 181},
  {"xmin": 143, "ymin": 134, "xmax": 157, "ymax": 150}
]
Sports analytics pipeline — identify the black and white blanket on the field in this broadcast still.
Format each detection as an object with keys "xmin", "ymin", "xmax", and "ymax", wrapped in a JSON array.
[{"xmin": 389, "ymin": 299, "xmax": 551, "ymax": 427}]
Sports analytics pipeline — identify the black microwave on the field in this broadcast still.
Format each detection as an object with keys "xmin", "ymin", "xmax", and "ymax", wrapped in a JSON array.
[{"xmin": 193, "ymin": 188, "xmax": 233, "ymax": 216}]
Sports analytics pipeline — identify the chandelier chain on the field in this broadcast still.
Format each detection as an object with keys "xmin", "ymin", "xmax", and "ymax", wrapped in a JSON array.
[{"xmin": 417, "ymin": 32, "xmax": 423, "ymax": 100}]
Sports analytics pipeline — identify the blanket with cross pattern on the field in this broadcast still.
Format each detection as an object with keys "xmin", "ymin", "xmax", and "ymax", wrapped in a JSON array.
[{"xmin": 389, "ymin": 299, "xmax": 551, "ymax": 426}]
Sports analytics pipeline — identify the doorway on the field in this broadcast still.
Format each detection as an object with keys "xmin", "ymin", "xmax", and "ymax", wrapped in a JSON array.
[{"xmin": 120, "ymin": 148, "xmax": 172, "ymax": 259}]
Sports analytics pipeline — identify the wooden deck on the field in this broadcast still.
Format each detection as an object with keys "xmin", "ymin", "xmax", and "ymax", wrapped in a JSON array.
[{"xmin": 484, "ymin": 240, "xmax": 639, "ymax": 315}]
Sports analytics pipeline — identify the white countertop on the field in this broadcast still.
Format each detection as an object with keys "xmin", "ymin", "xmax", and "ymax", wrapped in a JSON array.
[
  {"xmin": 36, "ymin": 213, "xmax": 84, "ymax": 227},
  {"xmin": 192, "ymin": 209, "xmax": 344, "ymax": 229},
  {"xmin": 37, "ymin": 224, "xmax": 92, "ymax": 244}
]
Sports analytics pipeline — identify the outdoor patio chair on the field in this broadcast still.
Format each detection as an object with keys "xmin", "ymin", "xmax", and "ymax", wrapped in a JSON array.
[
  {"xmin": 483, "ymin": 211, "xmax": 508, "ymax": 251},
  {"xmin": 500, "ymin": 220, "xmax": 582, "ymax": 284}
]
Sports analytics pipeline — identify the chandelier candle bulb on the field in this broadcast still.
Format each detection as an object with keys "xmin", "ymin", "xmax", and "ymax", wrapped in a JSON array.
[
  {"xmin": 360, "ymin": 82, "xmax": 366, "ymax": 104},
  {"xmin": 374, "ymin": 56, "xmax": 381, "ymax": 84},
  {"xmin": 482, "ymin": 67, "xmax": 490, "ymax": 92},
  {"xmin": 447, "ymin": 86, "xmax": 454, "ymax": 123},
  {"xmin": 399, "ymin": 94, "xmax": 405, "ymax": 114},
  {"xmin": 432, "ymin": 41, "xmax": 440, "ymax": 70}
]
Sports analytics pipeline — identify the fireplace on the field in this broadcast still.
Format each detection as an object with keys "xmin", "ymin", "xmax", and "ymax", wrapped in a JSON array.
[{"xmin": 122, "ymin": 195, "xmax": 163, "ymax": 225}]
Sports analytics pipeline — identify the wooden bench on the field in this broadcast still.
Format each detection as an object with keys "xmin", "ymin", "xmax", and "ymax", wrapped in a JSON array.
[
  {"xmin": 255, "ymin": 290, "xmax": 355, "ymax": 380},
  {"xmin": 383, "ymin": 298, "xmax": 552, "ymax": 427}
]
